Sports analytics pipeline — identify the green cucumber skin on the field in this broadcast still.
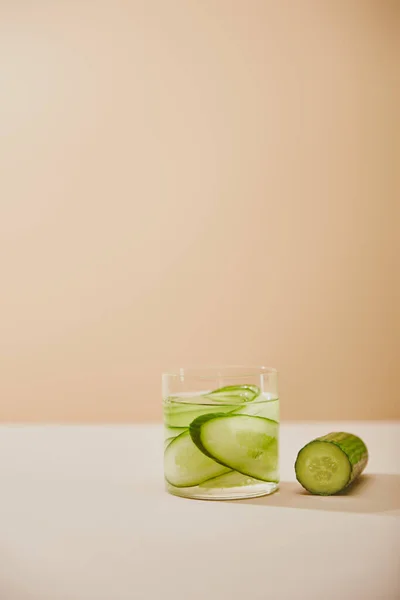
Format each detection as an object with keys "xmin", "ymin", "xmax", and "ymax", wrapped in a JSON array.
[
  {"xmin": 295, "ymin": 432, "xmax": 368, "ymax": 495},
  {"xmin": 189, "ymin": 412, "xmax": 229, "ymax": 462},
  {"xmin": 316, "ymin": 432, "xmax": 368, "ymax": 485}
]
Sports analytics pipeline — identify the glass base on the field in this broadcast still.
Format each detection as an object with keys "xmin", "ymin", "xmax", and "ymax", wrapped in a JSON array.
[{"xmin": 166, "ymin": 481, "xmax": 279, "ymax": 501}]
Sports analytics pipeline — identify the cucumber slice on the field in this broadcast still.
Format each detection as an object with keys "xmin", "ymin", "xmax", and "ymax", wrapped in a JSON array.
[
  {"xmin": 164, "ymin": 426, "xmax": 188, "ymax": 449},
  {"xmin": 163, "ymin": 403, "xmax": 234, "ymax": 428},
  {"xmin": 164, "ymin": 385, "xmax": 260, "ymax": 427},
  {"xmin": 164, "ymin": 425, "xmax": 187, "ymax": 439},
  {"xmin": 199, "ymin": 470, "xmax": 262, "ymax": 489},
  {"xmin": 205, "ymin": 385, "xmax": 260, "ymax": 403},
  {"xmin": 295, "ymin": 432, "xmax": 368, "ymax": 495},
  {"xmin": 190, "ymin": 414, "xmax": 279, "ymax": 482},
  {"xmin": 164, "ymin": 431, "xmax": 229, "ymax": 487},
  {"xmin": 232, "ymin": 397, "xmax": 279, "ymax": 422}
]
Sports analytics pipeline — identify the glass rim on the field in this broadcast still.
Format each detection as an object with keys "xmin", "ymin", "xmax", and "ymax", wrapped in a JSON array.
[{"xmin": 162, "ymin": 365, "xmax": 278, "ymax": 380}]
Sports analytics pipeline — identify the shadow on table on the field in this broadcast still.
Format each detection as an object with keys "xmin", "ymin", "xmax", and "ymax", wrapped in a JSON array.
[{"xmin": 234, "ymin": 474, "xmax": 400, "ymax": 516}]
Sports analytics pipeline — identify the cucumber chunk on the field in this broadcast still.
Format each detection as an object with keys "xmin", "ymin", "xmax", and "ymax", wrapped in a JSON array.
[
  {"xmin": 164, "ymin": 431, "xmax": 229, "ymax": 487},
  {"xmin": 295, "ymin": 432, "xmax": 368, "ymax": 495},
  {"xmin": 190, "ymin": 414, "xmax": 279, "ymax": 482}
]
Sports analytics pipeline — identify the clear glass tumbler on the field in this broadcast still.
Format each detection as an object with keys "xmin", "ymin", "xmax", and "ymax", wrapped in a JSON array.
[{"xmin": 163, "ymin": 366, "xmax": 279, "ymax": 500}]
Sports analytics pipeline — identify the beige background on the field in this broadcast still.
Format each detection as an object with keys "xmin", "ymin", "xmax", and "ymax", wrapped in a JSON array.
[{"xmin": 0, "ymin": 1, "xmax": 398, "ymax": 422}]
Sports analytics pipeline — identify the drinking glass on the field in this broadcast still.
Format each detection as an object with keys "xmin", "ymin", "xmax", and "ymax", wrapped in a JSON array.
[{"xmin": 163, "ymin": 366, "xmax": 279, "ymax": 500}]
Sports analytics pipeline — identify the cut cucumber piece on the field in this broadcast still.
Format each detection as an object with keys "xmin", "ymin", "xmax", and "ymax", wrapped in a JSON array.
[
  {"xmin": 190, "ymin": 414, "xmax": 279, "ymax": 482},
  {"xmin": 295, "ymin": 432, "xmax": 368, "ymax": 495},
  {"xmin": 164, "ymin": 426, "xmax": 188, "ymax": 449},
  {"xmin": 163, "ymin": 403, "xmax": 234, "ymax": 428},
  {"xmin": 164, "ymin": 431, "xmax": 229, "ymax": 487},
  {"xmin": 164, "ymin": 425, "xmax": 187, "ymax": 439},
  {"xmin": 199, "ymin": 470, "xmax": 262, "ymax": 489},
  {"xmin": 232, "ymin": 397, "xmax": 279, "ymax": 422},
  {"xmin": 205, "ymin": 385, "xmax": 260, "ymax": 403}
]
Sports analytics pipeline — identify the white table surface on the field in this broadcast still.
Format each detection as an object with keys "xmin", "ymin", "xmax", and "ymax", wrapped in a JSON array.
[{"xmin": 0, "ymin": 422, "xmax": 399, "ymax": 600}]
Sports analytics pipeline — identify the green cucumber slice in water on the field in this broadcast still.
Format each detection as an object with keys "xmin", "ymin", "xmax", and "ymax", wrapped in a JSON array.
[
  {"xmin": 205, "ymin": 385, "xmax": 260, "ymax": 403},
  {"xmin": 164, "ymin": 426, "xmax": 188, "ymax": 449},
  {"xmin": 232, "ymin": 397, "xmax": 279, "ymax": 422},
  {"xmin": 163, "ymin": 403, "xmax": 234, "ymax": 428},
  {"xmin": 164, "ymin": 425, "xmax": 187, "ymax": 438},
  {"xmin": 295, "ymin": 432, "xmax": 368, "ymax": 495},
  {"xmin": 164, "ymin": 430, "xmax": 229, "ymax": 487},
  {"xmin": 164, "ymin": 385, "xmax": 261, "ymax": 427},
  {"xmin": 190, "ymin": 414, "xmax": 279, "ymax": 482},
  {"xmin": 199, "ymin": 470, "xmax": 262, "ymax": 489}
]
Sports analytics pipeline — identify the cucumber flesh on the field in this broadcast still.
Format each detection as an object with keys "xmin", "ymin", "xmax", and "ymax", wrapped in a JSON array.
[
  {"xmin": 164, "ymin": 403, "xmax": 234, "ymax": 428},
  {"xmin": 164, "ymin": 385, "xmax": 261, "ymax": 427},
  {"xmin": 199, "ymin": 470, "xmax": 262, "ymax": 489},
  {"xmin": 232, "ymin": 396, "xmax": 279, "ymax": 422},
  {"xmin": 164, "ymin": 426, "xmax": 187, "ymax": 449},
  {"xmin": 295, "ymin": 432, "xmax": 368, "ymax": 495},
  {"xmin": 190, "ymin": 414, "xmax": 279, "ymax": 482},
  {"xmin": 204, "ymin": 385, "xmax": 260, "ymax": 403},
  {"xmin": 164, "ymin": 425, "xmax": 187, "ymax": 438},
  {"xmin": 164, "ymin": 431, "xmax": 229, "ymax": 487}
]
